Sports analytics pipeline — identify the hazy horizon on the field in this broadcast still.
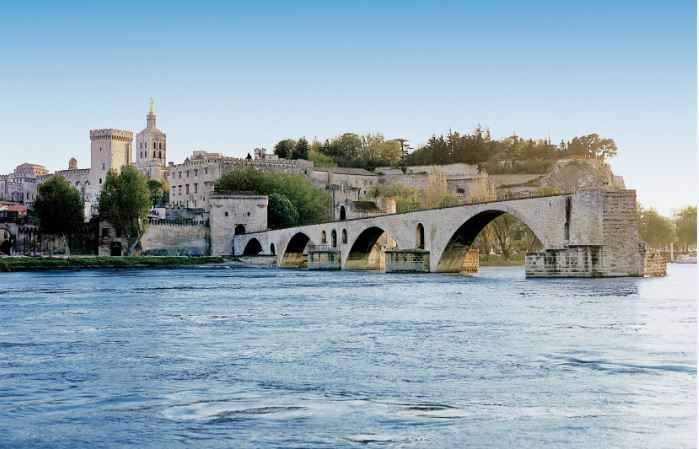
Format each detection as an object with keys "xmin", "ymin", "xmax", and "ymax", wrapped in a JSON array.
[{"xmin": 0, "ymin": 0, "xmax": 695, "ymax": 215}]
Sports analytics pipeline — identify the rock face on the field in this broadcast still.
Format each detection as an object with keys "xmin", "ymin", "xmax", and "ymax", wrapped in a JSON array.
[{"xmin": 539, "ymin": 159, "xmax": 625, "ymax": 191}]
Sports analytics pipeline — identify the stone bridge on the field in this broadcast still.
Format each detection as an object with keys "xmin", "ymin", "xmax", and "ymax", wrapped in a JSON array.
[{"xmin": 232, "ymin": 189, "xmax": 645, "ymax": 277}]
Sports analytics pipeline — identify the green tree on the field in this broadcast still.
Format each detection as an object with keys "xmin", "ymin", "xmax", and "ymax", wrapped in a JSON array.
[
  {"xmin": 674, "ymin": 205, "xmax": 697, "ymax": 252},
  {"xmin": 215, "ymin": 168, "xmax": 331, "ymax": 225},
  {"xmin": 267, "ymin": 193, "xmax": 300, "ymax": 229},
  {"xmin": 308, "ymin": 139, "xmax": 337, "ymax": 167},
  {"xmin": 274, "ymin": 139, "xmax": 297, "ymax": 159},
  {"xmin": 292, "ymin": 137, "xmax": 310, "ymax": 160},
  {"xmin": 147, "ymin": 179, "xmax": 169, "ymax": 207},
  {"xmin": 99, "ymin": 166, "xmax": 152, "ymax": 255},
  {"xmin": 637, "ymin": 204, "xmax": 675, "ymax": 249},
  {"xmin": 33, "ymin": 175, "xmax": 84, "ymax": 256}
]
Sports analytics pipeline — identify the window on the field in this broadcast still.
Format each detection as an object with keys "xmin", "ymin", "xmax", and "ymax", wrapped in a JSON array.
[
  {"xmin": 194, "ymin": 183, "xmax": 198, "ymax": 193},
  {"xmin": 186, "ymin": 171, "xmax": 190, "ymax": 177},
  {"xmin": 99, "ymin": 178, "xmax": 102, "ymax": 184},
  {"xmin": 102, "ymin": 163, "xmax": 106, "ymax": 170},
  {"xmin": 153, "ymin": 142, "xmax": 156, "ymax": 149},
  {"xmin": 179, "ymin": 172, "xmax": 182, "ymax": 179},
  {"xmin": 159, "ymin": 143, "xmax": 162, "ymax": 150},
  {"xmin": 185, "ymin": 184, "xmax": 190, "ymax": 194},
  {"xmin": 158, "ymin": 151, "xmax": 162, "ymax": 158},
  {"xmin": 224, "ymin": 211, "xmax": 229, "ymax": 217},
  {"xmin": 204, "ymin": 168, "xmax": 208, "ymax": 174},
  {"xmin": 194, "ymin": 169, "xmax": 198, "ymax": 176},
  {"xmin": 153, "ymin": 151, "xmax": 156, "ymax": 158}
]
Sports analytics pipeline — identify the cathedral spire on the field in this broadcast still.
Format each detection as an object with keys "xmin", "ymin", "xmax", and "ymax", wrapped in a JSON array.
[{"xmin": 147, "ymin": 97, "xmax": 156, "ymax": 128}]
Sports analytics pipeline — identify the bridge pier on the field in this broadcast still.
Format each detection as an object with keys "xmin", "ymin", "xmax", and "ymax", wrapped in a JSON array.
[
  {"xmin": 385, "ymin": 249, "xmax": 430, "ymax": 273},
  {"xmin": 308, "ymin": 245, "xmax": 341, "ymax": 270}
]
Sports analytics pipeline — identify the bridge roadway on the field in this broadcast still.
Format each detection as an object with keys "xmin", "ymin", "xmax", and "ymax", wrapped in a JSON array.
[{"xmin": 231, "ymin": 189, "xmax": 644, "ymax": 277}]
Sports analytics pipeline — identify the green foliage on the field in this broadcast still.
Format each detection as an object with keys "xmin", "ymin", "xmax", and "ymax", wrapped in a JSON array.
[
  {"xmin": 273, "ymin": 139, "xmax": 297, "ymax": 159},
  {"xmin": 99, "ymin": 166, "xmax": 152, "ymax": 254},
  {"xmin": 147, "ymin": 179, "xmax": 169, "ymax": 207},
  {"xmin": 674, "ymin": 205, "xmax": 697, "ymax": 251},
  {"xmin": 215, "ymin": 168, "xmax": 331, "ymax": 225},
  {"xmin": 33, "ymin": 175, "xmax": 84, "ymax": 245},
  {"xmin": 0, "ymin": 256, "xmax": 226, "ymax": 272},
  {"xmin": 308, "ymin": 140, "xmax": 337, "ymax": 167},
  {"xmin": 292, "ymin": 137, "xmax": 310, "ymax": 160},
  {"xmin": 267, "ymin": 193, "xmax": 299, "ymax": 229},
  {"xmin": 637, "ymin": 204, "xmax": 675, "ymax": 249},
  {"xmin": 533, "ymin": 186, "xmax": 565, "ymax": 196}
]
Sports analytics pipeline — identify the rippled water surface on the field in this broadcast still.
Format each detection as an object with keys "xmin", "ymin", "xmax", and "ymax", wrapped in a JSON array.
[{"xmin": 0, "ymin": 265, "xmax": 696, "ymax": 448}]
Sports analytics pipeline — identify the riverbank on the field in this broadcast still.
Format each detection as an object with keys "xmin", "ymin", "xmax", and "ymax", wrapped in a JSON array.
[{"xmin": 0, "ymin": 256, "xmax": 228, "ymax": 272}]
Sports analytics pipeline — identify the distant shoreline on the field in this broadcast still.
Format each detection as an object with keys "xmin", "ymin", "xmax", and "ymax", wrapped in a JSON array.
[{"xmin": 0, "ymin": 256, "xmax": 229, "ymax": 272}]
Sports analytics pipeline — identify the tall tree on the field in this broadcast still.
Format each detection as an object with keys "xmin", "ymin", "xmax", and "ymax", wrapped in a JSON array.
[
  {"xmin": 99, "ymin": 166, "xmax": 152, "ymax": 255},
  {"xmin": 273, "ymin": 139, "xmax": 297, "ymax": 159},
  {"xmin": 674, "ymin": 205, "xmax": 697, "ymax": 252},
  {"xmin": 33, "ymin": 175, "xmax": 84, "ymax": 256},
  {"xmin": 267, "ymin": 193, "xmax": 300, "ymax": 229},
  {"xmin": 292, "ymin": 137, "xmax": 310, "ymax": 160},
  {"xmin": 566, "ymin": 134, "xmax": 617, "ymax": 160},
  {"xmin": 637, "ymin": 205, "xmax": 675, "ymax": 249}
]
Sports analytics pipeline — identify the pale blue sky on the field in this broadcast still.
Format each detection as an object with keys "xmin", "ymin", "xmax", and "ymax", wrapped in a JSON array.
[{"xmin": 0, "ymin": 0, "xmax": 695, "ymax": 214}]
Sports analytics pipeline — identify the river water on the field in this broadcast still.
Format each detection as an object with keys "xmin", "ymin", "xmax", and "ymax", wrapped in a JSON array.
[{"xmin": 0, "ymin": 265, "xmax": 696, "ymax": 448}]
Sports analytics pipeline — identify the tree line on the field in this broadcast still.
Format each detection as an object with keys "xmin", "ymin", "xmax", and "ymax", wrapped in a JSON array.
[
  {"xmin": 637, "ymin": 204, "xmax": 697, "ymax": 252},
  {"xmin": 272, "ymin": 128, "xmax": 618, "ymax": 173}
]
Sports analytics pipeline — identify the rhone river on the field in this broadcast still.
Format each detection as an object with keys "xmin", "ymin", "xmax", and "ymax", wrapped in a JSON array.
[{"xmin": 0, "ymin": 265, "xmax": 696, "ymax": 448}]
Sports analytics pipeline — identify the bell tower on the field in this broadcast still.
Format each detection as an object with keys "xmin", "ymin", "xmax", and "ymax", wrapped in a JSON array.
[{"xmin": 135, "ymin": 98, "xmax": 168, "ymax": 180}]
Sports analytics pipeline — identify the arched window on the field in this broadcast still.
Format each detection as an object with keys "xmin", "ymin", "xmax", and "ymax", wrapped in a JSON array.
[
  {"xmin": 342, "ymin": 228, "xmax": 347, "ymax": 244},
  {"xmin": 270, "ymin": 243, "xmax": 276, "ymax": 255},
  {"xmin": 416, "ymin": 223, "xmax": 425, "ymax": 249},
  {"xmin": 158, "ymin": 151, "xmax": 162, "ymax": 159},
  {"xmin": 339, "ymin": 206, "xmax": 346, "ymax": 220},
  {"xmin": 153, "ymin": 151, "xmax": 156, "ymax": 158},
  {"xmin": 321, "ymin": 230, "xmax": 327, "ymax": 244},
  {"xmin": 235, "ymin": 224, "xmax": 246, "ymax": 235},
  {"xmin": 153, "ymin": 142, "xmax": 156, "ymax": 149},
  {"xmin": 331, "ymin": 230, "xmax": 337, "ymax": 247},
  {"xmin": 159, "ymin": 142, "xmax": 162, "ymax": 150}
]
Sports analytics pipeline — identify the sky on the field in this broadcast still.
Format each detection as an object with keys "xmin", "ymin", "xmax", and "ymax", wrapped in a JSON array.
[{"xmin": 0, "ymin": 0, "xmax": 695, "ymax": 215}]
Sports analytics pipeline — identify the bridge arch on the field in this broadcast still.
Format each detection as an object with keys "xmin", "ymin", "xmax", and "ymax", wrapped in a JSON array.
[
  {"xmin": 280, "ymin": 232, "xmax": 314, "ymax": 268},
  {"xmin": 345, "ymin": 226, "xmax": 398, "ymax": 271},
  {"xmin": 435, "ymin": 208, "xmax": 544, "ymax": 273},
  {"xmin": 243, "ymin": 238, "xmax": 263, "ymax": 256},
  {"xmin": 0, "ymin": 226, "xmax": 14, "ymax": 255}
]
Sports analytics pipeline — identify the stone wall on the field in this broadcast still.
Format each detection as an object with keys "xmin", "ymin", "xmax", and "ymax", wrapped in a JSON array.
[
  {"xmin": 525, "ymin": 245, "xmax": 603, "ymax": 277},
  {"xmin": 308, "ymin": 248, "xmax": 341, "ymax": 270},
  {"xmin": 140, "ymin": 222, "xmax": 209, "ymax": 256},
  {"xmin": 601, "ymin": 190, "xmax": 643, "ymax": 276},
  {"xmin": 385, "ymin": 249, "xmax": 430, "ymax": 272},
  {"xmin": 461, "ymin": 249, "xmax": 480, "ymax": 273},
  {"xmin": 642, "ymin": 246, "xmax": 667, "ymax": 277},
  {"xmin": 210, "ymin": 192, "xmax": 268, "ymax": 256}
]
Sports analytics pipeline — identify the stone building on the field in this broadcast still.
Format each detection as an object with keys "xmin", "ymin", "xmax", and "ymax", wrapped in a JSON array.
[
  {"xmin": 135, "ymin": 98, "xmax": 169, "ymax": 181},
  {"xmin": 168, "ymin": 151, "xmax": 312, "ymax": 210},
  {"xmin": 0, "ymin": 163, "xmax": 49, "ymax": 208}
]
